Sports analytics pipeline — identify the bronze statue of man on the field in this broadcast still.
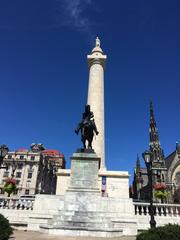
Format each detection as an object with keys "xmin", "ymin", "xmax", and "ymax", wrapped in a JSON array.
[{"xmin": 75, "ymin": 105, "xmax": 99, "ymax": 149}]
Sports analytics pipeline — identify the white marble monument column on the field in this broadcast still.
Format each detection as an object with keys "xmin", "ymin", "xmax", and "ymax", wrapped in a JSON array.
[{"xmin": 87, "ymin": 37, "xmax": 107, "ymax": 170}]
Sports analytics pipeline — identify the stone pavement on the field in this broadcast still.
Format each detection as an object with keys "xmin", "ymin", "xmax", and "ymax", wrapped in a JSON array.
[{"xmin": 11, "ymin": 230, "xmax": 136, "ymax": 240}]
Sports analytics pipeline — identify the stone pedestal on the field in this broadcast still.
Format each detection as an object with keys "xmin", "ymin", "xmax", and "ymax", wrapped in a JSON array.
[{"xmin": 68, "ymin": 149, "xmax": 100, "ymax": 192}]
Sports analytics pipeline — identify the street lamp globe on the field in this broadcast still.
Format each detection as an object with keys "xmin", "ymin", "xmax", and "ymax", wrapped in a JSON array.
[{"xmin": 142, "ymin": 150, "xmax": 152, "ymax": 167}]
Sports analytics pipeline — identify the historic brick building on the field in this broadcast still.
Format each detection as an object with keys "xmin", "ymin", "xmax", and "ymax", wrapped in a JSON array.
[{"xmin": 0, "ymin": 143, "xmax": 65, "ymax": 196}]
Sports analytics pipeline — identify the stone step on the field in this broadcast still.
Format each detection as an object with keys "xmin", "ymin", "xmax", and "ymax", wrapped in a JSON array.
[
  {"xmin": 50, "ymin": 211, "xmax": 135, "ymax": 224},
  {"xmin": 50, "ymin": 223, "xmax": 113, "ymax": 230},
  {"xmin": 40, "ymin": 223, "xmax": 123, "ymax": 234},
  {"xmin": 53, "ymin": 215, "xmax": 116, "ymax": 223},
  {"xmin": 59, "ymin": 210, "xmax": 129, "ymax": 218}
]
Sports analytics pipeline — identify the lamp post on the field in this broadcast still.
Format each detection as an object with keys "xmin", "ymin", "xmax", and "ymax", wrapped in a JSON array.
[
  {"xmin": 0, "ymin": 145, "xmax": 9, "ymax": 169},
  {"xmin": 142, "ymin": 150, "xmax": 156, "ymax": 229}
]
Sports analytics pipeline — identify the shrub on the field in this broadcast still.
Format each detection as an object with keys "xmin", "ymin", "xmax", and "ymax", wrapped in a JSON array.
[
  {"xmin": 154, "ymin": 190, "xmax": 169, "ymax": 199},
  {"xmin": 136, "ymin": 224, "xmax": 180, "ymax": 240},
  {"xmin": 0, "ymin": 214, "xmax": 13, "ymax": 240}
]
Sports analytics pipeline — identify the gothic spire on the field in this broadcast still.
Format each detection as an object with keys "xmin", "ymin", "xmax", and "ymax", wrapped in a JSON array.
[
  {"xmin": 136, "ymin": 154, "xmax": 141, "ymax": 171},
  {"xmin": 176, "ymin": 141, "xmax": 180, "ymax": 153},
  {"xmin": 149, "ymin": 101, "xmax": 164, "ymax": 162}
]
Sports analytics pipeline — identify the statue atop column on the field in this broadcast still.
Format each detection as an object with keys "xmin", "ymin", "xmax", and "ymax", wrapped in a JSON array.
[
  {"xmin": 75, "ymin": 105, "xmax": 99, "ymax": 149},
  {"xmin": 96, "ymin": 37, "xmax": 100, "ymax": 47}
]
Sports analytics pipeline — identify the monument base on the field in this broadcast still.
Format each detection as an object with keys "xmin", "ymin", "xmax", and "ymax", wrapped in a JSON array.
[
  {"xmin": 37, "ymin": 150, "xmax": 137, "ymax": 237},
  {"xmin": 39, "ymin": 196, "xmax": 137, "ymax": 237},
  {"xmin": 67, "ymin": 150, "xmax": 100, "ymax": 193}
]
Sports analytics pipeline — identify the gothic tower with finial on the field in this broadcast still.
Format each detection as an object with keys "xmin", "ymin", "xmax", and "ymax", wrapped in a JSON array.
[
  {"xmin": 87, "ymin": 37, "xmax": 107, "ymax": 170},
  {"xmin": 149, "ymin": 101, "xmax": 167, "ymax": 184}
]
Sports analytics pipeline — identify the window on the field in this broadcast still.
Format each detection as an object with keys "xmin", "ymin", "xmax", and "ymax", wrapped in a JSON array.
[
  {"xmin": 175, "ymin": 172, "xmax": 180, "ymax": 187},
  {"xmin": 16, "ymin": 180, "xmax": 20, "ymax": 185},
  {"xmin": 17, "ymin": 163, "xmax": 23, "ymax": 169},
  {"xmin": 19, "ymin": 155, "xmax": 24, "ymax": 160},
  {"xmin": 3, "ymin": 172, "xmax": 9, "ymax": 177},
  {"xmin": 31, "ymin": 156, "xmax": 35, "ymax": 161},
  {"xmin": 26, "ymin": 180, "xmax": 31, "ymax": 187},
  {"xmin": 162, "ymin": 174, "xmax": 165, "ymax": 182},
  {"xmin": 28, "ymin": 164, "xmax": 33, "ymax": 171},
  {"xmin": 6, "ymin": 164, "xmax": 10, "ymax": 170},
  {"xmin": 25, "ymin": 189, "xmax": 29, "ymax": 195},
  {"xmin": 27, "ymin": 172, "xmax": 32, "ymax": 179},
  {"xmin": 8, "ymin": 155, "xmax": 12, "ymax": 159},
  {"xmin": 16, "ymin": 172, "xmax": 22, "ymax": 178}
]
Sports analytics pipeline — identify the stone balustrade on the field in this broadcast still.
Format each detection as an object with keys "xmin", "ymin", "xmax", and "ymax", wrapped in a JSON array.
[
  {"xmin": 0, "ymin": 196, "xmax": 34, "ymax": 210},
  {"xmin": 133, "ymin": 201, "xmax": 180, "ymax": 217}
]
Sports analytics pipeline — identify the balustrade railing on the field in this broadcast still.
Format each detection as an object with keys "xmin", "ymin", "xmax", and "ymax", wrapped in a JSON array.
[
  {"xmin": 0, "ymin": 196, "xmax": 34, "ymax": 210},
  {"xmin": 133, "ymin": 201, "xmax": 180, "ymax": 217}
]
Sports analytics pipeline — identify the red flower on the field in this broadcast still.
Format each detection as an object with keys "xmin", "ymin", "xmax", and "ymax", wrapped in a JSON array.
[
  {"xmin": 153, "ymin": 183, "xmax": 167, "ymax": 190},
  {"xmin": 5, "ymin": 178, "xmax": 16, "ymax": 185}
]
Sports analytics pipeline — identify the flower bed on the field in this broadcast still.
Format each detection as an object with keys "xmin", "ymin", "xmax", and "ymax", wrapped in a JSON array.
[
  {"xmin": 153, "ymin": 183, "xmax": 167, "ymax": 190},
  {"xmin": 3, "ymin": 178, "xmax": 16, "ymax": 197},
  {"xmin": 5, "ymin": 178, "xmax": 16, "ymax": 185}
]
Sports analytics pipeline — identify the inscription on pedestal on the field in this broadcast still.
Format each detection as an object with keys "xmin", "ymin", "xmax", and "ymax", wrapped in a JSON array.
[{"xmin": 69, "ymin": 153, "xmax": 99, "ymax": 190}]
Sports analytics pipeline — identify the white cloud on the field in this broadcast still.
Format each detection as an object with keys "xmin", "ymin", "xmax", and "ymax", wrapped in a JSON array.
[{"xmin": 57, "ymin": 0, "xmax": 94, "ymax": 38}]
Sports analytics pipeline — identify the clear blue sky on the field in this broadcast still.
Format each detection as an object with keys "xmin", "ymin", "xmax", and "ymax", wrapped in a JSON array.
[{"xmin": 0, "ymin": 1, "xmax": 180, "ymax": 183}]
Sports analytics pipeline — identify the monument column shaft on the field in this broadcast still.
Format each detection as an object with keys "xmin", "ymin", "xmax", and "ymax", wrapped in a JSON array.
[{"xmin": 87, "ymin": 61, "xmax": 105, "ymax": 170}]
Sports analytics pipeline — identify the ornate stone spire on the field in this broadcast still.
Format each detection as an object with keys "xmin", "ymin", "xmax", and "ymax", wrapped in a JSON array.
[
  {"xmin": 136, "ymin": 154, "xmax": 141, "ymax": 171},
  {"xmin": 149, "ymin": 101, "xmax": 164, "ymax": 162},
  {"xmin": 133, "ymin": 154, "xmax": 143, "ymax": 200},
  {"xmin": 176, "ymin": 141, "xmax": 180, "ymax": 153}
]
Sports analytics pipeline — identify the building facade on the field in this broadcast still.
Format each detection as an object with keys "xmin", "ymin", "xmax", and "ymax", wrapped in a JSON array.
[
  {"xmin": 0, "ymin": 143, "xmax": 65, "ymax": 196},
  {"xmin": 165, "ymin": 142, "xmax": 180, "ymax": 203},
  {"xmin": 132, "ymin": 102, "xmax": 180, "ymax": 203}
]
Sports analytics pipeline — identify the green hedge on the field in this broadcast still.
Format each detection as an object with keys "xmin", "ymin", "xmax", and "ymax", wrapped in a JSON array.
[
  {"xmin": 0, "ymin": 214, "xmax": 13, "ymax": 240},
  {"xmin": 136, "ymin": 224, "xmax": 180, "ymax": 240}
]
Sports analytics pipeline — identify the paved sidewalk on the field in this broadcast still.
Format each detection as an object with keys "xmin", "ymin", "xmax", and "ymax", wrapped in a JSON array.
[{"xmin": 11, "ymin": 230, "xmax": 136, "ymax": 240}]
